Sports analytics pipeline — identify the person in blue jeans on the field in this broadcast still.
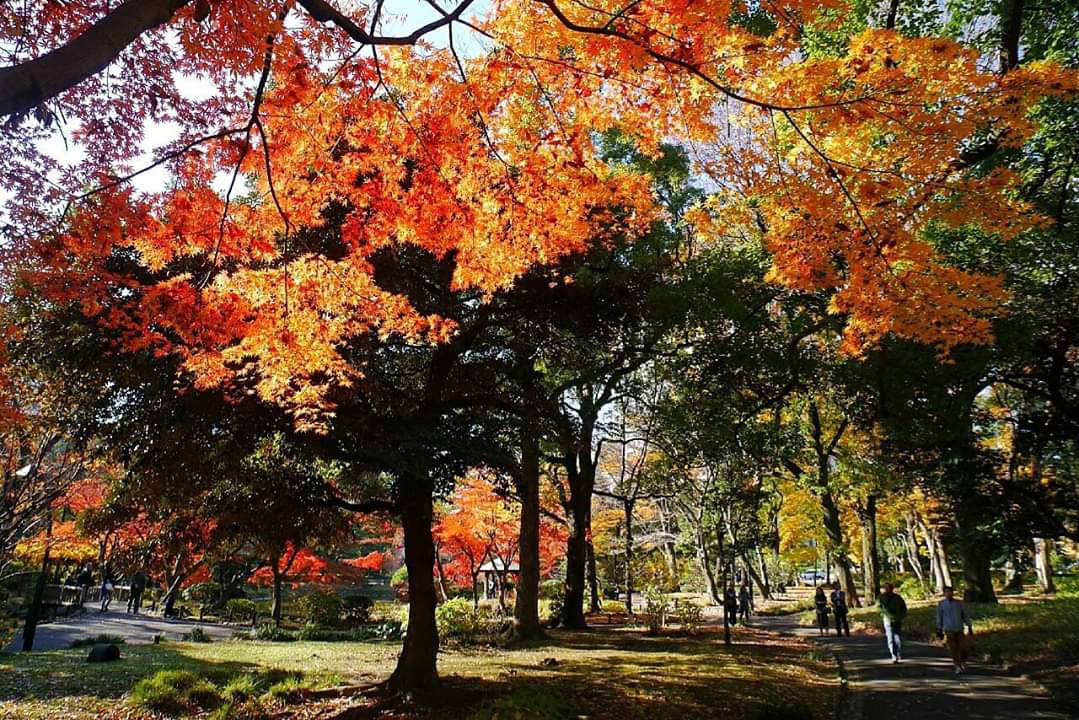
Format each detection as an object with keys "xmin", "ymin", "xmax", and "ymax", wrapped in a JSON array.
[{"xmin": 878, "ymin": 582, "xmax": 907, "ymax": 663}]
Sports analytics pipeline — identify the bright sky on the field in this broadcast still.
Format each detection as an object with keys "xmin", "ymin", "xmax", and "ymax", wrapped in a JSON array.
[{"xmin": 34, "ymin": 0, "xmax": 494, "ymax": 199}]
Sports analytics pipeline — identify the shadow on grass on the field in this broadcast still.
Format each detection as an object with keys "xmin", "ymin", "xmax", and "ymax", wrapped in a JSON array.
[
  {"xmin": 0, "ymin": 643, "xmax": 257, "ymax": 702},
  {"xmin": 335, "ymin": 628, "xmax": 835, "ymax": 720}
]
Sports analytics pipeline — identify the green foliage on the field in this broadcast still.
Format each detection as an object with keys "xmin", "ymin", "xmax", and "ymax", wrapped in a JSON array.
[
  {"xmin": 182, "ymin": 627, "xmax": 213, "ymax": 643},
  {"xmin": 225, "ymin": 598, "xmax": 257, "ymax": 619},
  {"xmin": 130, "ymin": 670, "xmax": 222, "ymax": 716},
  {"xmin": 70, "ymin": 633, "xmax": 126, "ymax": 648},
  {"xmin": 672, "ymin": 598, "xmax": 704, "ymax": 635},
  {"xmin": 435, "ymin": 597, "xmax": 480, "ymax": 641},
  {"xmin": 296, "ymin": 591, "xmax": 344, "ymax": 627},
  {"xmin": 467, "ymin": 684, "xmax": 577, "ymax": 720},
  {"xmin": 253, "ymin": 623, "xmax": 296, "ymax": 642},
  {"xmin": 642, "ymin": 586, "xmax": 670, "ymax": 635},
  {"xmin": 600, "ymin": 599, "xmax": 626, "ymax": 614},
  {"xmin": 342, "ymin": 594, "xmax": 373, "ymax": 625}
]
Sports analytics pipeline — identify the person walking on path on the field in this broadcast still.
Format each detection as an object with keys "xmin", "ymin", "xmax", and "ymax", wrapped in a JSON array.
[
  {"xmin": 738, "ymin": 582, "xmax": 752, "ymax": 624},
  {"xmin": 936, "ymin": 586, "xmax": 974, "ymax": 674},
  {"xmin": 879, "ymin": 582, "xmax": 907, "ymax": 663},
  {"xmin": 830, "ymin": 582, "xmax": 850, "ymax": 637},
  {"xmin": 723, "ymin": 585, "xmax": 738, "ymax": 627},
  {"xmin": 99, "ymin": 566, "xmax": 115, "ymax": 612},
  {"xmin": 127, "ymin": 568, "xmax": 147, "ymax": 614},
  {"xmin": 813, "ymin": 586, "xmax": 831, "ymax": 636},
  {"xmin": 76, "ymin": 563, "xmax": 93, "ymax": 608}
]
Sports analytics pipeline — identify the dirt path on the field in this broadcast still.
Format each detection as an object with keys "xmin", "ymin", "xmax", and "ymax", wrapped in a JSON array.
[
  {"xmin": 10, "ymin": 609, "xmax": 237, "ymax": 651},
  {"xmin": 753, "ymin": 613, "xmax": 1073, "ymax": 720}
]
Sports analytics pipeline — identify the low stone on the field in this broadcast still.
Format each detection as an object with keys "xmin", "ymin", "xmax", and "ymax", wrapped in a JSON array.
[{"xmin": 86, "ymin": 643, "xmax": 120, "ymax": 663}]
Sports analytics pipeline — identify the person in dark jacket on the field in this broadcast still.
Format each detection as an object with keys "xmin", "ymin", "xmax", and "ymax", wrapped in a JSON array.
[
  {"xmin": 127, "ymin": 569, "xmax": 148, "ymax": 614},
  {"xmin": 830, "ymin": 582, "xmax": 850, "ymax": 637},
  {"xmin": 738, "ymin": 582, "xmax": 752, "ymax": 624},
  {"xmin": 723, "ymin": 585, "xmax": 738, "ymax": 626},
  {"xmin": 814, "ymin": 586, "xmax": 830, "ymax": 636},
  {"xmin": 879, "ymin": 582, "xmax": 908, "ymax": 662}
]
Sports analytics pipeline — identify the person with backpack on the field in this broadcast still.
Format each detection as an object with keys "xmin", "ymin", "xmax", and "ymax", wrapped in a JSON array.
[
  {"xmin": 936, "ymin": 586, "xmax": 974, "ymax": 674},
  {"xmin": 878, "ymin": 582, "xmax": 907, "ymax": 663},
  {"xmin": 813, "ymin": 586, "xmax": 830, "ymax": 636},
  {"xmin": 830, "ymin": 582, "xmax": 850, "ymax": 637}
]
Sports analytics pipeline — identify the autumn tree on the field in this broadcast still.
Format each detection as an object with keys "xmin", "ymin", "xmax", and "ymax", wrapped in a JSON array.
[{"xmin": 5, "ymin": 0, "xmax": 1077, "ymax": 694}]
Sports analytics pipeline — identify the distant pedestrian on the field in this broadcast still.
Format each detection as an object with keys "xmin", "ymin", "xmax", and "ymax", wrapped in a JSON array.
[
  {"xmin": 100, "ymin": 566, "xmax": 115, "ymax": 612},
  {"xmin": 814, "ymin": 586, "xmax": 830, "ymax": 636},
  {"xmin": 723, "ymin": 585, "xmax": 738, "ymax": 627},
  {"xmin": 878, "ymin": 582, "xmax": 907, "ymax": 663},
  {"xmin": 936, "ymin": 586, "xmax": 973, "ymax": 674},
  {"xmin": 127, "ymin": 569, "xmax": 147, "ymax": 614},
  {"xmin": 738, "ymin": 582, "xmax": 752, "ymax": 624},
  {"xmin": 76, "ymin": 563, "xmax": 93, "ymax": 607},
  {"xmin": 830, "ymin": 582, "xmax": 850, "ymax": 637}
]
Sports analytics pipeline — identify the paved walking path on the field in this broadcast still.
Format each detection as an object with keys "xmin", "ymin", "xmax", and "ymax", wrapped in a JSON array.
[
  {"xmin": 10, "ymin": 609, "xmax": 237, "ymax": 651},
  {"xmin": 754, "ymin": 613, "xmax": 1073, "ymax": 720}
]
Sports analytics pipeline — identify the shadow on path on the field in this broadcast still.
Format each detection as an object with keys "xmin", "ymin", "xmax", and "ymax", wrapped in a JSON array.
[
  {"xmin": 10, "ymin": 610, "xmax": 237, "ymax": 651},
  {"xmin": 754, "ymin": 613, "xmax": 1073, "ymax": 720}
]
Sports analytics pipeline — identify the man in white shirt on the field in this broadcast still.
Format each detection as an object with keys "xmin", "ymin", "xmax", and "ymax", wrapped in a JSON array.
[{"xmin": 936, "ymin": 586, "xmax": 973, "ymax": 674}]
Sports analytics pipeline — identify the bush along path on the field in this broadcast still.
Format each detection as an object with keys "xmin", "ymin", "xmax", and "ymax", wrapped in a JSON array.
[{"xmin": 753, "ymin": 613, "xmax": 1072, "ymax": 720}]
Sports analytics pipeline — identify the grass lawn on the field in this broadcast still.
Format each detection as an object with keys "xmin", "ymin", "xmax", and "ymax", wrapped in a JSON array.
[{"xmin": 0, "ymin": 625, "xmax": 840, "ymax": 719}]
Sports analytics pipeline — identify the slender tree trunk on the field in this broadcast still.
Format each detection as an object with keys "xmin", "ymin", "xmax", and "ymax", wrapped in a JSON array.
[
  {"xmin": 388, "ymin": 477, "xmax": 439, "ymax": 692},
  {"xmin": 718, "ymin": 526, "xmax": 730, "ymax": 645},
  {"xmin": 161, "ymin": 552, "xmax": 186, "ymax": 617},
  {"xmin": 861, "ymin": 495, "xmax": 880, "ymax": 604},
  {"xmin": 740, "ymin": 551, "xmax": 768, "ymax": 601},
  {"xmin": 271, "ymin": 562, "xmax": 283, "ymax": 627},
  {"xmin": 433, "ymin": 549, "xmax": 448, "ymax": 604},
  {"xmin": 624, "ymin": 500, "xmax": 634, "ymax": 615},
  {"xmin": 586, "ymin": 537, "xmax": 600, "ymax": 613},
  {"xmin": 696, "ymin": 523, "xmax": 721, "ymax": 604},
  {"xmin": 514, "ymin": 426, "xmax": 543, "ymax": 639},
  {"xmin": 1033, "ymin": 537, "xmax": 1056, "ymax": 594},
  {"xmin": 755, "ymin": 547, "xmax": 773, "ymax": 600},
  {"xmin": 1003, "ymin": 557, "xmax": 1024, "ymax": 594}
]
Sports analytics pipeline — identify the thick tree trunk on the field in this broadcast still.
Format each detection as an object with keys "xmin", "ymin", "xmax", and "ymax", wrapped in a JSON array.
[
  {"xmin": 388, "ymin": 478, "xmax": 439, "ymax": 692},
  {"xmin": 0, "ymin": 0, "xmax": 194, "ymax": 117},
  {"xmin": 1033, "ymin": 537, "xmax": 1056, "ymax": 594},
  {"xmin": 819, "ymin": 489, "xmax": 860, "ymax": 607},
  {"xmin": 562, "ymin": 487, "xmax": 589, "ymax": 629},
  {"xmin": 22, "ymin": 517, "xmax": 51, "ymax": 652},
  {"xmin": 956, "ymin": 516, "xmax": 997, "ymax": 603},
  {"xmin": 514, "ymin": 427, "xmax": 543, "ymax": 639}
]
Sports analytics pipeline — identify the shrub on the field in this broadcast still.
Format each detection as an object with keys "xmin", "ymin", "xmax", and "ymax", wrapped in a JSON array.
[
  {"xmin": 296, "ymin": 623, "xmax": 333, "ymax": 641},
  {"xmin": 253, "ymin": 622, "xmax": 296, "ymax": 642},
  {"xmin": 296, "ymin": 591, "xmax": 344, "ymax": 627},
  {"xmin": 641, "ymin": 586, "xmax": 670, "ymax": 635},
  {"xmin": 390, "ymin": 566, "xmax": 409, "ymax": 598},
  {"xmin": 130, "ymin": 670, "xmax": 222, "ymax": 716},
  {"xmin": 601, "ymin": 599, "xmax": 626, "ymax": 614},
  {"xmin": 182, "ymin": 626, "xmax": 213, "ymax": 643},
  {"xmin": 538, "ymin": 579, "xmax": 562, "ymax": 600},
  {"xmin": 342, "ymin": 594, "xmax": 373, "ymax": 625},
  {"xmin": 436, "ymin": 597, "xmax": 480, "ymax": 641},
  {"xmin": 71, "ymin": 633, "xmax": 126, "ymax": 648},
  {"xmin": 673, "ymin": 598, "xmax": 703, "ymax": 634},
  {"xmin": 225, "ymin": 598, "xmax": 257, "ymax": 620}
]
